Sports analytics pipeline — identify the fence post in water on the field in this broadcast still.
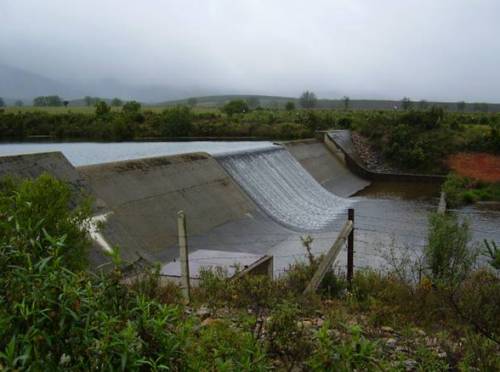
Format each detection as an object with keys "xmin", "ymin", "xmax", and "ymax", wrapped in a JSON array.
[
  {"xmin": 177, "ymin": 210, "xmax": 191, "ymax": 302},
  {"xmin": 347, "ymin": 208, "xmax": 354, "ymax": 284},
  {"xmin": 437, "ymin": 192, "xmax": 447, "ymax": 215}
]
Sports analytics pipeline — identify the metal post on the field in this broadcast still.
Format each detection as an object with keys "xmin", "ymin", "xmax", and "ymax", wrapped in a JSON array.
[
  {"xmin": 347, "ymin": 208, "xmax": 354, "ymax": 284},
  {"xmin": 177, "ymin": 210, "xmax": 190, "ymax": 302}
]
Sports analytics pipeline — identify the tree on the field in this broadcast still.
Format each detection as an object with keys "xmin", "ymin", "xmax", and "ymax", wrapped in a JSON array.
[
  {"xmin": 111, "ymin": 98, "xmax": 123, "ymax": 107},
  {"xmin": 299, "ymin": 91, "xmax": 317, "ymax": 109},
  {"xmin": 14, "ymin": 100, "xmax": 23, "ymax": 107},
  {"xmin": 122, "ymin": 100, "xmax": 142, "ymax": 114},
  {"xmin": 63, "ymin": 101, "xmax": 69, "ymax": 108},
  {"xmin": 95, "ymin": 101, "xmax": 111, "ymax": 116},
  {"xmin": 222, "ymin": 99, "xmax": 249, "ymax": 115},
  {"xmin": 0, "ymin": 97, "xmax": 4, "ymax": 107},
  {"xmin": 162, "ymin": 106, "xmax": 192, "ymax": 137},
  {"xmin": 342, "ymin": 96, "xmax": 350, "ymax": 110},
  {"xmin": 456, "ymin": 101, "xmax": 466, "ymax": 112},
  {"xmin": 33, "ymin": 95, "xmax": 63, "ymax": 107},
  {"xmin": 473, "ymin": 102, "xmax": 489, "ymax": 112},
  {"xmin": 84, "ymin": 96, "xmax": 92, "ymax": 106},
  {"xmin": 285, "ymin": 101, "xmax": 295, "ymax": 111},
  {"xmin": 187, "ymin": 97, "xmax": 198, "ymax": 107},
  {"xmin": 401, "ymin": 97, "xmax": 413, "ymax": 110},
  {"xmin": 246, "ymin": 96, "xmax": 260, "ymax": 109}
]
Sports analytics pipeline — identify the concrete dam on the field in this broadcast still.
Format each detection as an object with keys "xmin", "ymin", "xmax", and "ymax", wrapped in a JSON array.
[{"xmin": 3, "ymin": 134, "xmax": 470, "ymax": 276}]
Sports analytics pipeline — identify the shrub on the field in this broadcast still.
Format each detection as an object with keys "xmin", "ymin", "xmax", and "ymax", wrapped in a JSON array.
[
  {"xmin": 222, "ymin": 99, "xmax": 249, "ymax": 116},
  {"xmin": 185, "ymin": 320, "xmax": 269, "ymax": 371},
  {"xmin": 161, "ymin": 105, "xmax": 193, "ymax": 137},
  {"xmin": 0, "ymin": 173, "xmax": 91, "ymax": 270},
  {"xmin": 122, "ymin": 100, "xmax": 142, "ymax": 114},
  {"xmin": 267, "ymin": 301, "xmax": 313, "ymax": 369},
  {"xmin": 0, "ymin": 174, "xmax": 192, "ymax": 370},
  {"xmin": 95, "ymin": 101, "xmax": 111, "ymax": 116},
  {"xmin": 425, "ymin": 213, "xmax": 476, "ymax": 286},
  {"xmin": 307, "ymin": 323, "xmax": 384, "ymax": 371}
]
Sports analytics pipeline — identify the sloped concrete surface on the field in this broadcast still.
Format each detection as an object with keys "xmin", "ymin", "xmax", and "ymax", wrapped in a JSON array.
[
  {"xmin": 79, "ymin": 152, "xmax": 257, "ymax": 265},
  {"xmin": 284, "ymin": 139, "xmax": 370, "ymax": 196}
]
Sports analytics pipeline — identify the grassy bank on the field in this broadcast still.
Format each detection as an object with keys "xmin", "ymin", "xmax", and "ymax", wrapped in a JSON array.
[
  {"xmin": 1, "ymin": 174, "xmax": 499, "ymax": 370},
  {"xmin": 443, "ymin": 174, "xmax": 500, "ymax": 207}
]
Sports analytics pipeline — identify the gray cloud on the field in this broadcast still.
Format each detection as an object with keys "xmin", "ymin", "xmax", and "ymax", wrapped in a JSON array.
[{"xmin": 2, "ymin": 0, "xmax": 500, "ymax": 101}]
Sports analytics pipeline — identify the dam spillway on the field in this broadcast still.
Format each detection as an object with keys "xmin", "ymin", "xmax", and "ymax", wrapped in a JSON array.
[
  {"xmin": 2, "ymin": 138, "xmax": 496, "ymax": 275},
  {"xmin": 217, "ymin": 147, "xmax": 352, "ymax": 231}
]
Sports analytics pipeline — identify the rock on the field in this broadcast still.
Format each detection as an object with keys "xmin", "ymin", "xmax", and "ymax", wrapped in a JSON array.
[
  {"xmin": 381, "ymin": 326, "xmax": 394, "ymax": 333},
  {"xmin": 327, "ymin": 329, "xmax": 340, "ymax": 338},
  {"xmin": 415, "ymin": 328, "xmax": 426, "ymax": 337},
  {"xmin": 403, "ymin": 359, "xmax": 417, "ymax": 370},
  {"xmin": 298, "ymin": 320, "xmax": 313, "ymax": 329},
  {"xmin": 386, "ymin": 338, "xmax": 398, "ymax": 348},
  {"xmin": 316, "ymin": 318, "xmax": 325, "ymax": 327},
  {"xmin": 196, "ymin": 305, "xmax": 211, "ymax": 319},
  {"xmin": 437, "ymin": 351, "xmax": 447, "ymax": 359},
  {"xmin": 201, "ymin": 318, "xmax": 221, "ymax": 327}
]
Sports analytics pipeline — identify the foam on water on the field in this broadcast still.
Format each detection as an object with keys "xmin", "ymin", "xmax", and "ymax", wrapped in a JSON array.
[{"xmin": 217, "ymin": 147, "xmax": 353, "ymax": 231}]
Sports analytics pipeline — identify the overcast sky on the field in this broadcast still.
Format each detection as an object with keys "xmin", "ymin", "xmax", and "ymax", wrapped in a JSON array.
[{"xmin": 2, "ymin": 0, "xmax": 500, "ymax": 101}]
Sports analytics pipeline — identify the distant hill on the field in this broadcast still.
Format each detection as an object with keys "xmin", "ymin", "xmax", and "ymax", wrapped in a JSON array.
[
  {"xmin": 0, "ymin": 63, "xmax": 498, "ymax": 111},
  {"xmin": 0, "ymin": 63, "xmax": 212, "ymax": 104},
  {"xmin": 161, "ymin": 95, "xmax": 500, "ymax": 112},
  {"xmin": 0, "ymin": 64, "xmax": 82, "ymax": 101}
]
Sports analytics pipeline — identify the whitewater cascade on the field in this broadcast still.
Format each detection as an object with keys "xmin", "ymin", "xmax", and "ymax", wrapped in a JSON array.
[{"xmin": 217, "ymin": 147, "xmax": 353, "ymax": 231}]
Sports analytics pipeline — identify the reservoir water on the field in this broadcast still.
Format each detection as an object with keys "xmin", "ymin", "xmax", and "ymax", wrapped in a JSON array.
[{"xmin": 0, "ymin": 141, "xmax": 276, "ymax": 166}]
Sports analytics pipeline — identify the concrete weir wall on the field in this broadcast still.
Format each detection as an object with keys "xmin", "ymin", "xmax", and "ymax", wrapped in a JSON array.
[
  {"xmin": 284, "ymin": 139, "xmax": 370, "ymax": 197},
  {"xmin": 78, "ymin": 152, "xmax": 257, "ymax": 264},
  {"xmin": 327, "ymin": 130, "xmax": 446, "ymax": 183}
]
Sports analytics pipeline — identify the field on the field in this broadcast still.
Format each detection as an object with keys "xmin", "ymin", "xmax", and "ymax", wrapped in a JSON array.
[{"xmin": 3, "ymin": 105, "xmax": 220, "ymax": 114}]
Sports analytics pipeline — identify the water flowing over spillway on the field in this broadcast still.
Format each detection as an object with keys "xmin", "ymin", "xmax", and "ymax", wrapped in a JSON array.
[{"xmin": 217, "ymin": 147, "xmax": 353, "ymax": 231}]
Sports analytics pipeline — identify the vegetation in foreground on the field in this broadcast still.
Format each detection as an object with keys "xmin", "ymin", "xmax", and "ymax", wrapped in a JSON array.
[{"xmin": 0, "ymin": 174, "xmax": 499, "ymax": 370}]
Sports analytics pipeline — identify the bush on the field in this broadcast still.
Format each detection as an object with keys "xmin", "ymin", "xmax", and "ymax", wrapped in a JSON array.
[
  {"xmin": 425, "ymin": 213, "xmax": 476, "ymax": 285},
  {"xmin": 95, "ymin": 100, "xmax": 110, "ymax": 116},
  {"xmin": 307, "ymin": 323, "xmax": 383, "ymax": 371},
  {"xmin": 122, "ymin": 100, "xmax": 141, "ymax": 114},
  {"xmin": 185, "ymin": 320, "xmax": 269, "ymax": 371},
  {"xmin": 0, "ymin": 174, "xmax": 91, "ymax": 270},
  {"xmin": 267, "ymin": 301, "xmax": 312, "ymax": 369},
  {"xmin": 222, "ymin": 99, "xmax": 249, "ymax": 116},
  {"xmin": 161, "ymin": 105, "xmax": 193, "ymax": 137}
]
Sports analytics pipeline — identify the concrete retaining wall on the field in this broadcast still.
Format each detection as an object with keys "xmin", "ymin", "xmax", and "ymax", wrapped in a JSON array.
[{"xmin": 327, "ymin": 130, "xmax": 446, "ymax": 184}]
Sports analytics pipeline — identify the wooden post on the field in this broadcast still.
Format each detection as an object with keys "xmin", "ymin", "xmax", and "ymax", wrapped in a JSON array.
[
  {"xmin": 347, "ymin": 208, "xmax": 354, "ymax": 284},
  {"xmin": 177, "ymin": 210, "xmax": 190, "ymax": 302},
  {"xmin": 304, "ymin": 220, "xmax": 353, "ymax": 294},
  {"xmin": 437, "ymin": 192, "xmax": 447, "ymax": 215}
]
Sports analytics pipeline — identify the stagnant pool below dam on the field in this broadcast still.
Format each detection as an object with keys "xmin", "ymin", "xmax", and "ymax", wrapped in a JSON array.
[{"xmin": 0, "ymin": 140, "xmax": 498, "ymax": 274}]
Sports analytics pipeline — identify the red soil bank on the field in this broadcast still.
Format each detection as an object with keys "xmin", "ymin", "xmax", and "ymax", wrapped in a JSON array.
[{"xmin": 447, "ymin": 153, "xmax": 500, "ymax": 182}]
